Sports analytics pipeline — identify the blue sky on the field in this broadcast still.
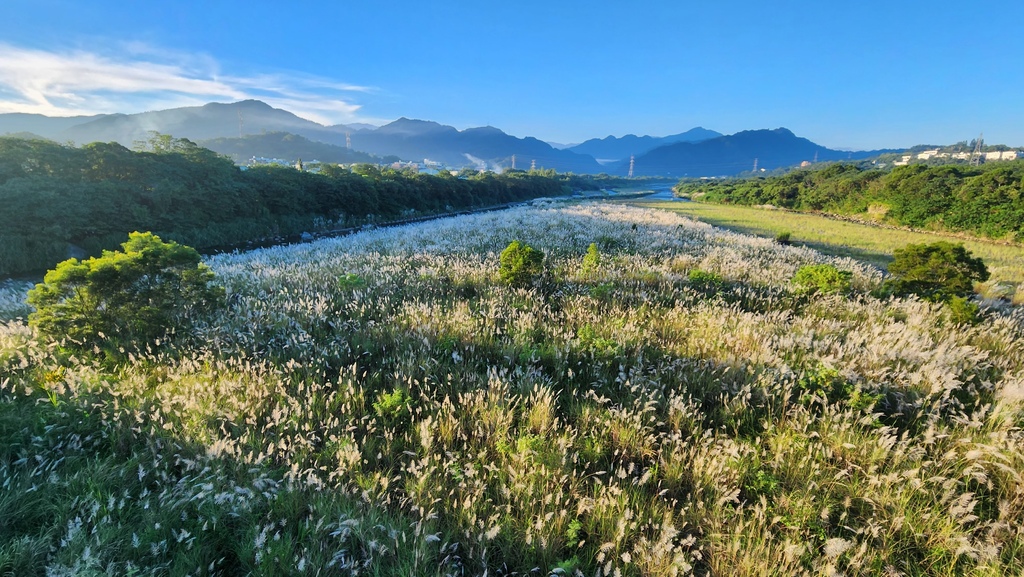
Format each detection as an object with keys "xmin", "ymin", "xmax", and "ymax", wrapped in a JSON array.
[{"xmin": 0, "ymin": 0, "xmax": 1021, "ymax": 150}]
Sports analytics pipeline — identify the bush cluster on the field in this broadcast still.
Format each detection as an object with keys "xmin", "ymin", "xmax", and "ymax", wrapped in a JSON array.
[
  {"xmin": 498, "ymin": 240, "xmax": 545, "ymax": 287},
  {"xmin": 792, "ymin": 264, "xmax": 852, "ymax": 294}
]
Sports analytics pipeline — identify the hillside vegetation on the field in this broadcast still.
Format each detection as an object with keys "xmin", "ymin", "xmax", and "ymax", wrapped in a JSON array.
[
  {"xmin": 674, "ymin": 161, "xmax": 1024, "ymax": 240},
  {"xmin": 0, "ymin": 136, "xmax": 584, "ymax": 277},
  {"xmin": 2, "ymin": 204, "xmax": 1023, "ymax": 576}
]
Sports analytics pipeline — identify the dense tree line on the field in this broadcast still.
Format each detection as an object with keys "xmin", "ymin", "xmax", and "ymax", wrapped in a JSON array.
[
  {"xmin": 674, "ymin": 160, "xmax": 1024, "ymax": 240},
  {"xmin": 0, "ymin": 136, "xmax": 586, "ymax": 277}
]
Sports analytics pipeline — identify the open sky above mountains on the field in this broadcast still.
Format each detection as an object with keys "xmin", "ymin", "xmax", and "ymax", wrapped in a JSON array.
[{"xmin": 0, "ymin": 0, "xmax": 1022, "ymax": 150}]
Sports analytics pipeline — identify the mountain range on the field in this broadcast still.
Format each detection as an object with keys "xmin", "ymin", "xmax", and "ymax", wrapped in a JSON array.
[
  {"xmin": 616, "ymin": 128, "xmax": 892, "ymax": 177},
  {"xmin": 566, "ymin": 128, "xmax": 723, "ymax": 163},
  {"xmin": 344, "ymin": 118, "xmax": 603, "ymax": 173},
  {"xmin": 0, "ymin": 100, "xmax": 897, "ymax": 177}
]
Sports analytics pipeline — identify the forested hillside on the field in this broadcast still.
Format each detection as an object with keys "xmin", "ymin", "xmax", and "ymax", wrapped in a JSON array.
[
  {"xmin": 199, "ymin": 131, "xmax": 382, "ymax": 165},
  {"xmin": 675, "ymin": 161, "xmax": 1024, "ymax": 240},
  {"xmin": 0, "ymin": 136, "xmax": 582, "ymax": 277}
]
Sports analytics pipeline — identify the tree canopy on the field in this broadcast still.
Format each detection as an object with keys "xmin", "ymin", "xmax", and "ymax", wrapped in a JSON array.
[
  {"xmin": 27, "ymin": 232, "xmax": 224, "ymax": 354},
  {"xmin": 884, "ymin": 241, "xmax": 989, "ymax": 301}
]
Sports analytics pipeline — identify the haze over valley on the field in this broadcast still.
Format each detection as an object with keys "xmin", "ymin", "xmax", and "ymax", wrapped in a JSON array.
[{"xmin": 0, "ymin": 99, "xmax": 924, "ymax": 177}]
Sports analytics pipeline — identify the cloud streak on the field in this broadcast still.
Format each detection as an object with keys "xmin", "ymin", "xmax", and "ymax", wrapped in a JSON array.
[{"xmin": 0, "ymin": 43, "xmax": 374, "ymax": 125}]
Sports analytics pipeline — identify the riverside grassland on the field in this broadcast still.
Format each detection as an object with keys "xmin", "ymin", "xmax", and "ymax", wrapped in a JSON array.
[
  {"xmin": 636, "ymin": 200, "xmax": 1024, "ymax": 305},
  {"xmin": 667, "ymin": 160, "xmax": 1024, "ymax": 304},
  {"xmin": 2, "ymin": 203, "xmax": 1023, "ymax": 576}
]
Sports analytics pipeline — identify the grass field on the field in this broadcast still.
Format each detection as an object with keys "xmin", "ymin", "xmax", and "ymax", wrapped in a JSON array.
[
  {"xmin": 2, "ymin": 203, "xmax": 1023, "ymax": 576},
  {"xmin": 636, "ymin": 200, "xmax": 1024, "ymax": 304}
]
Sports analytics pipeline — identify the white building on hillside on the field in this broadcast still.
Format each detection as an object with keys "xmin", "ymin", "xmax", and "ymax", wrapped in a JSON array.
[{"xmin": 984, "ymin": 150, "xmax": 1019, "ymax": 161}]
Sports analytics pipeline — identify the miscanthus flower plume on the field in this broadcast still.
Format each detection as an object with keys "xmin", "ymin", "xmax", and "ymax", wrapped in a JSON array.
[{"xmin": 1, "ymin": 203, "xmax": 1022, "ymax": 576}]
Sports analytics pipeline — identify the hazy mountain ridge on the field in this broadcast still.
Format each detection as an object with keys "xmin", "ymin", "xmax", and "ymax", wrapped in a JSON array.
[
  {"xmin": 198, "ymin": 132, "xmax": 380, "ymax": 165},
  {"xmin": 346, "ymin": 117, "xmax": 605, "ymax": 173},
  {"xmin": 0, "ymin": 112, "xmax": 109, "ymax": 140},
  {"xmin": 567, "ymin": 127, "xmax": 723, "ymax": 162},
  {"xmin": 0, "ymin": 103, "xmax": 603, "ymax": 172},
  {"xmin": 1, "ymin": 101, "xmax": 898, "ymax": 175},
  {"xmin": 61, "ymin": 100, "xmax": 353, "ymax": 146},
  {"xmin": 617, "ymin": 128, "xmax": 894, "ymax": 177}
]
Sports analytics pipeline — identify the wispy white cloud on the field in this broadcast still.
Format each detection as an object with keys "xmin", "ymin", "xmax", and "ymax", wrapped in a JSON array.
[{"xmin": 0, "ymin": 42, "xmax": 376, "ymax": 125}]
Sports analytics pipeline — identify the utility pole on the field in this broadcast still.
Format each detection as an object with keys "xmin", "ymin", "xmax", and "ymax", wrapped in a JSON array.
[
  {"xmin": 970, "ymin": 133, "xmax": 984, "ymax": 166},
  {"xmin": 628, "ymin": 155, "xmax": 635, "ymax": 178},
  {"xmin": 512, "ymin": 154, "xmax": 516, "ymax": 170},
  {"xmin": 752, "ymin": 158, "xmax": 758, "ymax": 173}
]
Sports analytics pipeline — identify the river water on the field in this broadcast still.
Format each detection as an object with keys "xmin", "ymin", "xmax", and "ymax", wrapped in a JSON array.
[{"xmin": 632, "ymin": 184, "xmax": 685, "ymax": 201}]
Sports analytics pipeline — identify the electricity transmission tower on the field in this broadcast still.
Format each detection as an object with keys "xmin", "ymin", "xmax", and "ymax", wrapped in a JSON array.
[
  {"xmin": 969, "ymin": 133, "xmax": 984, "ymax": 166},
  {"xmin": 628, "ymin": 155, "xmax": 635, "ymax": 178}
]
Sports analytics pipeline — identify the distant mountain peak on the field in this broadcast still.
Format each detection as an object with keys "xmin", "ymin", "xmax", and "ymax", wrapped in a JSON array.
[
  {"xmin": 620, "ymin": 127, "xmax": 877, "ymax": 177},
  {"xmin": 212, "ymin": 99, "xmax": 277, "ymax": 111},
  {"xmin": 377, "ymin": 117, "xmax": 453, "ymax": 135},
  {"xmin": 567, "ymin": 127, "xmax": 723, "ymax": 162},
  {"xmin": 463, "ymin": 125, "xmax": 506, "ymax": 135}
]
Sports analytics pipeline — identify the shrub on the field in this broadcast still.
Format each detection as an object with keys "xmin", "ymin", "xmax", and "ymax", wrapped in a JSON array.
[
  {"xmin": 792, "ymin": 264, "xmax": 852, "ymax": 295},
  {"xmin": 946, "ymin": 295, "xmax": 983, "ymax": 325},
  {"xmin": 373, "ymin": 388, "xmax": 411, "ymax": 424},
  {"xmin": 337, "ymin": 273, "xmax": 366, "ymax": 290},
  {"xmin": 884, "ymin": 241, "xmax": 989, "ymax": 301},
  {"xmin": 581, "ymin": 242, "xmax": 601, "ymax": 277},
  {"xmin": 499, "ymin": 240, "xmax": 544, "ymax": 287},
  {"xmin": 774, "ymin": 231, "xmax": 792, "ymax": 245},
  {"xmin": 27, "ymin": 232, "xmax": 223, "ymax": 354},
  {"xmin": 688, "ymin": 269, "xmax": 724, "ymax": 288}
]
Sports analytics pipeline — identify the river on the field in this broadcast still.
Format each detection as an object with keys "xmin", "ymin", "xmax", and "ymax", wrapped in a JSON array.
[{"xmin": 623, "ymin": 183, "xmax": 685, "ymax": 201}]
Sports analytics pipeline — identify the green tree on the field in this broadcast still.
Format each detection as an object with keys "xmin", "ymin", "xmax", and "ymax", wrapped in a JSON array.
[
  {"xmin": 499, "ymin": 240, "xmax": 544, "ymax": 288},
  {"xmin": 885, "ymin": 241, "xmax": 989, "ymax": 301},
  {"xmin": 27, "ymin": 232, "xmax": 224, "ymax": 354}
]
